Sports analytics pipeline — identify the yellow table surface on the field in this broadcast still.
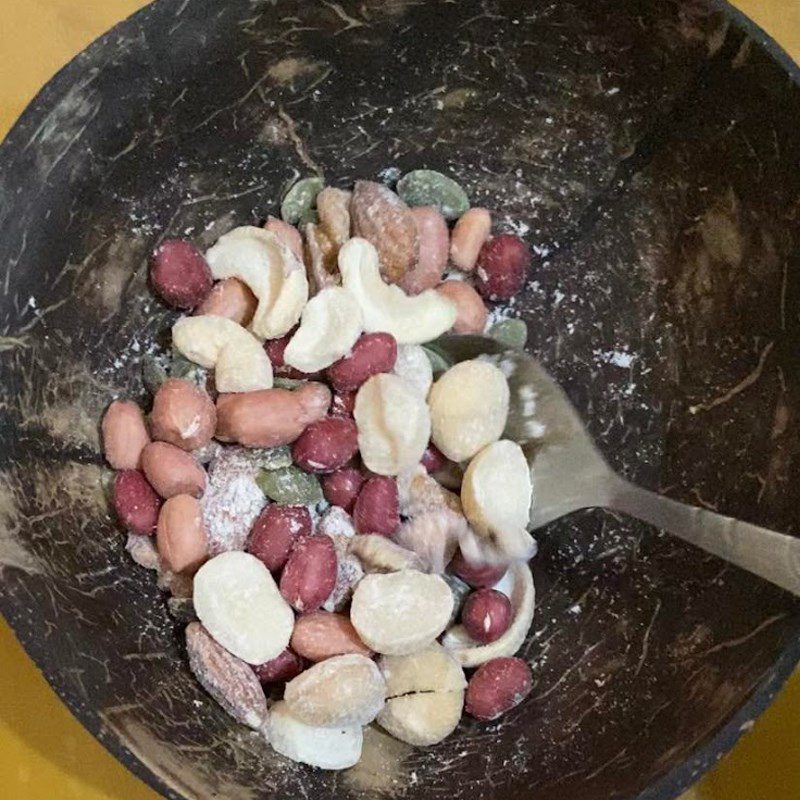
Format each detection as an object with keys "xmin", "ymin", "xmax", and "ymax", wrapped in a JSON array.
[{"xmin": 1, "ymin": 2, "xmax": 799, "ymax": 799}]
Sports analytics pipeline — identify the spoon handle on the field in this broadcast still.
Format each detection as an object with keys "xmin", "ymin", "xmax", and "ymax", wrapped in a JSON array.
[{"xmin": 607, "ymin": 478, "xmax": 800, "ymax": 596}]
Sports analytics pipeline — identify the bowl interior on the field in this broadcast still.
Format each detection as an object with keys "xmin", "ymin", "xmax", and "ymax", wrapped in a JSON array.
[{"xmin": 0, "ymin": 1, "xmax": 799, "ymax": 799}]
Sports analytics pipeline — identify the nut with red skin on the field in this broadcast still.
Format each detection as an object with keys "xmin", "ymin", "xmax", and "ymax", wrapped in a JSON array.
[
  {"xmin": 322, "ymin": 468, "xmax": 364, "ymax": 513},
  {"xmin": 421, "ymin": 442, "xmax": 447, "ymax": 474},
  {"xmin": 353, "ymin": 476, "xmax": 400, "ymax": 537},
  {"xmin": 292, "ymin": 416, "xmax": 359, "ymax": 474},
  {"xmin": 264, "ymin": 330, "xmax": 322, "ymax": 379},
  {"xmin": 465, "ymin": 657, "xmax": 532, "ymax": 721},
  {"xmin": 327, "ymin": 333, "xmax": 398, "ymax": 393},
  {"xmin": 112, "ymin": 470, "xmax": 161, "ymax": 536},
  {"xmin": 280, "ymin": 535, "xmax": 338, "ymax": 612},
  {"xmin": 475, "ymin": 234, "xmax": 531, "ymax": 301},
  {"xmin": 149, "ymin": 239, "xmax": 213, "ymax": 309},
  {"xmin": 449, "ymin": 550, "xmax": 508, "ymax": 588},
  {"xmin": 248, "ymin": 505, "xmax": 312, "ymax": 572},
  {"xmin": 461, "ymin": 589, "xmax": 513, "ymax": 643},
  {"xmin": 252, "ymin": 649, "xmax": 305, "ymax": 684},
  {"xmin": 331, "ymin": 390, "xmax": 356, "ymax": 418}
]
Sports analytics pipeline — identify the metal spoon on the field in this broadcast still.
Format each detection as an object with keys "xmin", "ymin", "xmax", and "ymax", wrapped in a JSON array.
[{"xmin": 429, "ymin": 334, "xmax": 800, "ymax": 596}]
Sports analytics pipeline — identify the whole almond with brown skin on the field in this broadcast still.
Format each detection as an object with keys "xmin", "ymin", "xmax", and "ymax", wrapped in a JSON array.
[
  {"xmin": 102, "ymin": 399, "xmax": 151, "ymax": 469},
  {"xmin": 141, "ymin": 441, "xmax": 206, "ymax": 498},
  {"xmin": 316, "ymin": 187, "xmax": 351, "ymax": 247},
  {"xmin": 291, "ymin": 611, "xmax": 372, "ymax": 662},
  {"xmin": 350, "ymin": 181, "xmax": 418, "ymax": 284}
]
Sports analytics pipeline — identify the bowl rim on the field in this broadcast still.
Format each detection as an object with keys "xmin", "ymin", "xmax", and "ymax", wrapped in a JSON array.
[{"xmin": 0, "ymin": 1, "xmax": 798, "ymax": 799}]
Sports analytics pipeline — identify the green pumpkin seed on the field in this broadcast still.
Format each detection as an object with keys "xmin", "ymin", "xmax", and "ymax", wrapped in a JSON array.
[
  {"xmin": 256, "ymin": 466, "xmax": 323, "ymax": 505},
  {"xmin": 298, "ymin": 207, "xmax": 319, "ymax": 226},
  {"xmin": 396, "ymin": 170, "xmax": 469, "ymax": 220},
  {"xmin": 273, "ymin": 377, "xmax": 306, "ymax": 390},
  {"xmin": 142, "ymin": 353, "xmax": 169, "ymax": 395},
  {"xmin": 281, "ymin": 177, "xmax": 324, "ymax": 225},
  {"xmin": 422, "ymin": 344, "xmax": 452, "ymax": 376},
  {"xmin": 253, "ymin": 446, "xmax": 293, "ymax": 471},
  {"xmin": 489, "ymin": 318, "xmax": 528, "ymax": 350}
]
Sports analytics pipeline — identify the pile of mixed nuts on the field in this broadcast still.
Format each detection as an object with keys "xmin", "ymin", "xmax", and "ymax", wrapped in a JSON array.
[{"xmin": 103, "ymin": 170, "xmax": 537, "ymax": 769}]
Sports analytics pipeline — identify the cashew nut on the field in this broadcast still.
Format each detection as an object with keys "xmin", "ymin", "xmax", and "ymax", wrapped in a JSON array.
[
  {"xmin": 339, "ymin": 238, "xmax": 456, "ymax": 345},
  {"xmin": 283, "ymin": 286, "xmax": 363, "ymax": 373},
  {"xmin": 172, "ymin": 315, "xmax": 272, "ymax": 393},
  {"xmin": 205, "ymin": 226, "xmax": 308, "ymax": 339},
  {"xmin": 354, "ymin": 373, "xmax": 430, "ymax": 476}
]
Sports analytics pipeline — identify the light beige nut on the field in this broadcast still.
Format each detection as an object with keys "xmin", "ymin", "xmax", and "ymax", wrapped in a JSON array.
[
  {"xmin": 428, "ymin": 359, "xmax": 509, "ymax": 462},
  {"xmin": 283, "ymin": 286, "xmax": 363, "ymax": 373},
  {"xmin": 354, "ymin": 373, "xmax": 430, "ymax": 476},
  {"xmin": 450, "ymin": 207, "xmax": 492, "ymax": 272},
  {"xmin": 205, "ymin": 225, "xmax": 308, "ymax": 339},
  {"xmin": 173, "ymin": 315, "xmax": 272, "ymax": 393},
  {"xmin": 394, "ymin": 508, "xmax": 464, "ymax": 574},
  {"xmin": 460, "ymin": 439, "xmax": 535, "ymax": 561},
  {"xmin": 348, "ymin": 534, "xmax": 424, "ymax": 573},
  {"xmin": 284, "ymin": 654, "xmax": 385, "ymax": 727},
  {"xmin": 316, "ymin": 187, "xmax": 351, "ymax": 248},
  {"xmin": 290, "ymin": 611, "xmax": 372, "ymax": 662},
  {"xmin": 339, "ymin": 238, "xmax": 456, "ymax": 345},
  {"xmin": 186, "ymin": 622, "xmax": 268, "ymax": 729},
  {"xmin": 193, "ymin": 551, "xmax": 294, "ymax": 665},
  {"xmin": 195, "ymin": 278, "xmax": 258, "ymax": 326},
  {"xmin": 376, "ymin": 643, "xmax": 466, "ymax": 746},
  {"xmin": 156, "ymin": 494, "xmax": 209, "ymax": 574},
  {"xmin": 391, "ymin": 344, "xmax": 433, "ymax": 398},
  {"xmin": 265, "ymin": 700, "xmax": 363, "ymax": 769},
  {"xmin": 141, "ymin": 441, "xmax": 206, "ymax": 498},
  {"xmin": 101, "ymin": 399, "xmax": 150, "ymax": 469},
  {"xmin": 441, "ymin": 562, "xmax": 535, "ymax": 667},
  {"xmin": 350, "ymin": 570, "xmax": 453, "ymax": 655},
  {"xmin": 350, "ymin": 180, "xmax": 418, "ymax": 284}
]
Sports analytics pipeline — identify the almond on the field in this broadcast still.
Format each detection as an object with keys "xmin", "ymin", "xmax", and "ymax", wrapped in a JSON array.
[
  {"xmin": 316, "ymin": 187, "xmax": 351, "ymax": 248},
  {"xmin": 350, "ymin": 181, "xmax": 418, "ymax": 284},
  {"xmin": 290, "ymin": 610, "xmax": 372, "ymax": 662}
]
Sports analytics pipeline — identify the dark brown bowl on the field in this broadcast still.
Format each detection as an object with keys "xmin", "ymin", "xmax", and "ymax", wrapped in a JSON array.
[{"xmin": 1, "ymin": 1, "xmax": 799, "ymax": 798}]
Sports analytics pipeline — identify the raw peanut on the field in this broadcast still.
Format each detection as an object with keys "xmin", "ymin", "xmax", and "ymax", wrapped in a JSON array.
[
  {"xmin": 475, "ymin": 234, "xmax": 531, "ymax": 301},
  {"xmin": 465, "ymin": 657, "xmax": 532, "ymax": 720},
  {"xmin": 280, "ymin": 535, "xmax": 338, "ymax": 612},
  {"xmin": 264, "ymin": 216, "xmax": 304, "ymax": 262},
  {"xmin": 331, "ymin": 390, "xmax": 356, "ymax": 417},
  {"xmin": 253, "ymin": 648, "xmax": 305, "ymax": 684},
  {"xmin": 339, "ymin": 238, "xmax": 456, "ymax": 345},
  {"xmin": 442, "ymin": 563, "xmax": 535, "ymax": 667},
  {"xmin": 353, "ymin": 476, "xmax": 400, "ymax": 536},
  {"xmin": 316, "ymin": 187, "xmax": 351, "ymax": 247},
  {"xmin": 449, "ymin": 550, "xmax": 508, "ymax": 588},
  {"xmin": 215, "ymin": 381, "xmax": 331, "ymax": 448},
  {"xmin": 349, "ymin": 534, "xmax": 424, "ymax": 573},
  {"xmin": 141, "ymin": 442, "xmax": 206, "ymax": 498},
  {"xmin": 436, "ymin": 281, "xmax": 488, "ymax": 334},
  {"xmin": 392, "ymin": 343, "xmax": 433, "ymax": 398},
  {"xmin": 354, "ymin": 373, "xmax": 430, "ymax": 476},
  {"xmin": 186, "ymin": 623, "xmax": 268, "ymax": 729},
  {"xmin": 461, "ymin": 440, "xmax": 535, "ymax": 561},
  {"xmin": 399, "ymin": 207, "xmax": 449, "ymax": 295},
  {"xmin": 450, "ymin": 207, "xmax": 492, "ymax": 271},
  {"xmin": 291, "ymin": 416, "xmax": 359, "ymax": 474},
  {"xmin": 195, "ymin": 278, "xmax": 257, "ymax": 326},
  {"xmin": 350, "ymin": 570, "xmax": 454, "ymax": 655},
  {"xmin": 284, "ymin": 286, "xmax": 363, "ymax": 373},
  {"xmin": 428, "ymin": 360, "xmax": 509, "ymax": 462},
  {"xmin": 149, "ymin": 239, "xmax": 213, "ymax": 309},
  {"xmin": 350, "ymin": 181, "xmax": 418, "ymax": 284},
  {"xmin": 266, "ymin": 700, "xmax": 362, "ymax": 770},
  {"xmin": 172, "ymin": 315, "xmax": 273, "ymax": 393},
  {"xmin": 397, "ymin": 169, "xmax": 469, "ymax": 220},
  {"xmin": 291, "ymin": 611, "xmax": 372, "ymax": 661},
  {"xmin": 247, "ymin": 505, "xmax": 312, "ymax": 571},
  {"xmin": 322, "ymin": 468, "xmax": 363, "ymax": 512},
  {"xmin": 113, "ymin": 470, "xmax": 161, "ymax": 535},
  {"xmin": 156, "ymin": 494, "xmax": 208, "ymax": 573},
  {"xmin": 205, "ymin": 225, "xmax": 308, "ymax": 340},
  {"xmin": 284, "ymin": 653, "xmax": 385, "ymax": 727},
  {"xmin": 421, "ymin": 442, "xmax": 447, "ymax": 473},
  {"xmin": 461, "ymin": 588, "xmax": 513, "ymax": 643},
  {"xmin": 327, "ymin": 332, "xmax": 398, "ymax": 393},
  {"xmin": 151, "ymin": 379, "xmax": 216, "ymax": 451},
  {"xmin": 194, "ymin": 551, "xmax": 294, "ymax": 664},
  {"xmin": 102, "ymin": 400, "xmax": 150, "ymax": 470}
]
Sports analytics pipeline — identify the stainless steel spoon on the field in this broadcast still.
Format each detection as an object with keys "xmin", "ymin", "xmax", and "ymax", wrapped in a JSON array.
[{"xmin": 429, "ymin": 334, "xmax": 800, "ymax": 596}]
